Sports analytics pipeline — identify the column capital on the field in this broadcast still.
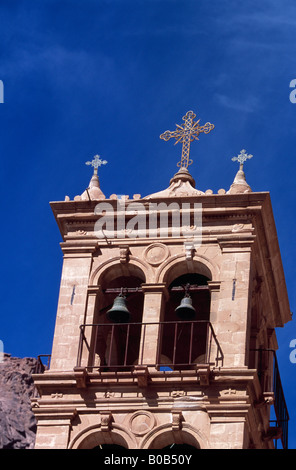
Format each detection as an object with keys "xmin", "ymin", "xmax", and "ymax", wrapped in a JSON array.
[
  {"xmin": 32, "ymin": 407, "xmax": 77, "ymax": 425},
  {"xmin": 87, "ymin": 285, "xmax": 102, "ymax": 295},
  {"xmin": 141, "ymin": 283, "xmax": 169, "ymax": 299},
  {"xmin": 60, "ymin": 241, "xmax": 99, "ymax": 257},
  {"xmin": 217, "ymin": 235, "xmax": 255, "ymax": 253},
  {"xmin": 207, "ymin": 280, "xmax": 221, "ymax": 292}
]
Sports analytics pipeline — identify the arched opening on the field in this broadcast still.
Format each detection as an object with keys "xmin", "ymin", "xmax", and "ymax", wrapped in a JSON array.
[
  {"xmin": 93, "ymin": 265, "xmax": 145, "ymax": 370},
  {"xmin": 72, "ymin": 428, "xmax": 131, "ymax": 449},
  {"xmin": 159, "ymin": 272, "xmax": 211, "ymax": 370},
  {"xmin": 92, "ymin": 444, "xmax": 127, "ymax": 451},
  {"xmin": 162, "ymin": 443, "xmax": 198, "ymax": 451},
  {"xmin": 147, "ymin": 429, "xmax": 201, "ymax": 449},
  {"xmin": 161, "ymin": 259, "xmax": 212, "ymax": 287}
]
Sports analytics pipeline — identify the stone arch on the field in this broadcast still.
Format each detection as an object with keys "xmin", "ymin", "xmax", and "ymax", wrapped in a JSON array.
[
  {"xmin": 140, "ymin": 422, "xmax": 209, "ymax": 449},
  {"xmin": 94, "ymin": 259, "xmax": 146, "ymax": 321},
  {"xmin": 68, "ymin": 423, "xmax": 137, "ymax": 449},
  {"xmin": 156, "ymin": 257, "xmax": 216, "ymax": 370},
  {"xmin": 156, "ymin": 254, "xmax": 219, "ymax": 285},
  {"xmin": 90, "ymin": 259, "xmax": 147, "ymax": 369},
  {"xmin": 90, "ymin": 256, "xmax": 150, "ymax": 286}
]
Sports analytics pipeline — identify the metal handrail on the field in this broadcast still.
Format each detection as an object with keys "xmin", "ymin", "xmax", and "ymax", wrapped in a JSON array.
[
  {"xmin": 251, "ymin": 348, "xmax": 289, "ymax": 449},
  {"xmin": 34, "ymin": 354, "xmax": 51, "ymax": 373},
  {"xmin": 77, "ymin": 320, "xmax": 224, "ymax": 370}
]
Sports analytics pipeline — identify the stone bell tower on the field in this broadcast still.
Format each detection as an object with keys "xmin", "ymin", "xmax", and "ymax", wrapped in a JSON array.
[{"xmin": 32, "ymin": 111, "xmax": 291, "ymax": 449}]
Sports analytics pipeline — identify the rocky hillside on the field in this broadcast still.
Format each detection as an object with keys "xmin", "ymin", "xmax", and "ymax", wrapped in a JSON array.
[{"xmin": 0, "ymin": 353, "xmax": 37, "ymax": 449}]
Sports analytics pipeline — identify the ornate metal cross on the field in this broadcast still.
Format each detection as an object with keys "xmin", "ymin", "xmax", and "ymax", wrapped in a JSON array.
[
  {"xmin": 160, "ymin": 110, "xmax": 215, "ymax": 169},
  {"xmin": 231, "ymin": 149, "xmax": 253, "ymax": 170},
  {"xmin": 85, "ymin": 154, "xmax": 108, "ymax": 174}
]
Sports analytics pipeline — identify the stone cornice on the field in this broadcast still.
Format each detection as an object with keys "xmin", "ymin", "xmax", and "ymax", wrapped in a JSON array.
[
  {"xmin": 32, "ymin": 406, "xmax": 77, "ymax": 425},
  {"xmin": 217, "ymin": 234, "xmax": 256, "ymax": 252},
  {"xmin": 50, "ymin": 190, "xmax": 291, "ymax": 327},
  {"xmin": 32, "ymin": 366, "xmax": 259, "ymax": 394},
  {"xmin": 50, "ymin": 192, "xmax": 269, "ymax": 239},
  {"xmin": 60, "ymin": 240, "xmax": 99, "ymax": 257}
]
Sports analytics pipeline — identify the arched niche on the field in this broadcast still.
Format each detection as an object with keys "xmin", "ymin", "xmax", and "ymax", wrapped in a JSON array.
[
  {"xmin": 92, "ymin": 263, "xmax": 146, "ymax": 370},
  {"xmin": 158, "ymin": 263, "xmax": 211, "ymax": 370},
  {"xmin": 69, "ymin": 424, "xmax": 136, "ymax": 449},
  {"xmin": 98, "ymin": 262, "xmax": 146, "ymax": 289},
  {"xmin": 160, "ymin": 258, "xmax": 213, "ymax": 286},
  {"xmin": 92, "ymin": 444, "xmax": 127, "ymax": 451},
  {"xmin": 141, "ymin": 424, "xmax": 205, "ymax": 449},
  {"xmin": 162, "ymin": 443, "xmax": 199, "ymax": 451},
  {"xmin": 90, "ymin": 257, "xmax": 150, "ymax": 286},
  {"xmin": 166, "ymin": 273, "xmax": 211, "ymax": 321}
]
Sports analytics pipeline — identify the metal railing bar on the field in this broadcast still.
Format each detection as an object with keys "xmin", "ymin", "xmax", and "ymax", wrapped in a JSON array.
[
  {"xmin": 77, "ymin": 320, "xmax": 224, "ymax": 370},
  {"xmin": 108, "ymin": 324, "xmax": 115, "ymax": 368},
  {"xmin": 250, "ymin": 348, "xmax": 289, "ymax": 449},
  {"xmin": 172, "ymin": 322, "xmax": 178, "ymax": 366},
  {"xmin": 189, "ymin": 322, "xmax": 194, "ymax": 364},
  {"xmin": 103, "ymin": 285, "xmax": 209, "ymax": 294},
  {"xmin": 124, "ymin": 323, "xmax": 130, "ymax": 366}
]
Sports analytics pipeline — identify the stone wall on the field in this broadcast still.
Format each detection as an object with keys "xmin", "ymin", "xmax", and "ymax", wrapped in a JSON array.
[{"xmin": 0, "ymin": 353, "xmax": 37, "ymax": 449}]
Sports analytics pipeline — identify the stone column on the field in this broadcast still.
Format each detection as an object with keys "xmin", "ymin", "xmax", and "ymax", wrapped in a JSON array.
[
  {"xmin": 215, "ymin": 238, "xmax": 253, "ymax": 368},
  {"xmin": 33, "ymin": 407, "xmax": 77, "ymax": 449},
  {"xmin": 207, "ymin": 281, "xmax": 221, "ymax": 365},
  {"xmin": 77, "ymin": 285, "xmax": 101, "ymax": 368},
  {"xmin": 138, "ymin": 283, "xmax": 168, "ymax": 367},
  {"xmin": 209, "ymin": 418, "xmax": 249, "ymax": 449},
  {"xmin": 50, "ymin": 244, "xmax": 95, "ymax": 371}
]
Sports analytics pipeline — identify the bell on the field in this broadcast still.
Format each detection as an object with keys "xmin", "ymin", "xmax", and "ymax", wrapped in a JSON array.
[
  {"xmin": 175, "ymin": 295, "xmax": 196, "ymax": 320},
  {"xmin": 107, "ymin": 295, "xmax": 131, "ymax": 323}
]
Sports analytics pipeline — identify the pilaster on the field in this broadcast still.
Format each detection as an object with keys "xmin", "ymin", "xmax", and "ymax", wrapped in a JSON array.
[
  {"xmin": 33, "ymin": 407, "xmax": 77, "ymax": 449},
  {"xmin": 50, "ymin": 244, "xmax": 95, "ymax": 371},
  {"xmin": 139, "ymin": 283, "xmax": 169, "ymax": 367}
]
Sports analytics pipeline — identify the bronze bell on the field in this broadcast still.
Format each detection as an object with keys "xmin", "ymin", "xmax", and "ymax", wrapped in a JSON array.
[
  {"xmin": 175, "ymin": 294, "xmax": 196, "ymax": 320},
  {"xmin": 107, "ymin": 294, "xmax": 131, "ymax": 323}
]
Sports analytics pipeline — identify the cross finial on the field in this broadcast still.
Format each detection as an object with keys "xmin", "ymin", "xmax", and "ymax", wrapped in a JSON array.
[
  {"xmin": 85, "ymin": 154, "xmax": 108, "ymax": 175},
  {"xmin": 160, "ymin": 110, "xmax": 214, "ymax": 169},
  {"xmin": 231, "ymin": 149, "xmax": 253, "ymax": 170}
]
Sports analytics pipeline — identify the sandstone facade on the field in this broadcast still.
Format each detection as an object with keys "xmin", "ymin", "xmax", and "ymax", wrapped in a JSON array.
[{"xmin": 32, "ymin": 166, "xmax": 291, "ymax": 449}]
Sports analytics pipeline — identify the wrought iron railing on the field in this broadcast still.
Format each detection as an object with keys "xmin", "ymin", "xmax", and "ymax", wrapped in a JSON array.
[
  {"xmin": 77, "ymin": 320, "xmax": 224, "ymax": 371},
  {"xmin": 35, "ymin": 354, "xmax": 51, "ymax": 373},
  {"xmin": 32, "ymin": 355, "xmax": 51, "ymax": 397},
  {"xmin": 252, "ymin": 348, "xmax": 289, "ymax": 449}
]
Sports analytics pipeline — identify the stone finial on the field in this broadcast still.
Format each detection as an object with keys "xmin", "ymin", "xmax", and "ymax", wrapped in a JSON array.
[
  {"xmin": 144, "ymin": 167, "xmax": 205, "ymax": 199},
  {"xmin": 227, "ymin": 149, "xmax": 253, "ymax": 194}
]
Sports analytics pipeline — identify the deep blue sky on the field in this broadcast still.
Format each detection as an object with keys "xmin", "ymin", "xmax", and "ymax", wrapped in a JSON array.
[{"xmin": 0, "ymin": 0, "xmax": 296, "ymax": 448}]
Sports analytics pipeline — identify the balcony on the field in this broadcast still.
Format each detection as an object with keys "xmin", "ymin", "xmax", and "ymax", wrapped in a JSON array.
[{"xmin": 76, "ymin": 320, "xmax": 224, "ymax": 371}]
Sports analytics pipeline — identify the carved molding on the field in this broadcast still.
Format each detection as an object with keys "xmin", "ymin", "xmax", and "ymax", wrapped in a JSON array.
[
  {"xmin": 184, "ymin": 243, "xmax": 195, "ymax": 261},
  {"xmin": 134, "ymin": 365, "xmax": 150, "ymax": 387},
  {"xmin": 119, "ymin": 245, "xmax": 130, "ymax": 264},
  {"xmin": 128, "ymin": 411, "xmax": 155, "ymax": 436},
  {"xmin": 100, "ymin": 412, "xmax": 113, "ymax": 432},
  {"xmin": 73, "ymin": 367, "xmax": 87, "ymax": 389},
  {"xmin": 171, "ymin": 410, "xmax": 184, "ymax": 431},
  {"xmin": 144, "ymin": 243, "xmax": 169, "ymax": 266}
]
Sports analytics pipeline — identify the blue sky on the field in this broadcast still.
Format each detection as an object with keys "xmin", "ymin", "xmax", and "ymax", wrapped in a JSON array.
[{"xmin": 0, "ymin": 0, "xmax": 296, "ymax": 448}]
